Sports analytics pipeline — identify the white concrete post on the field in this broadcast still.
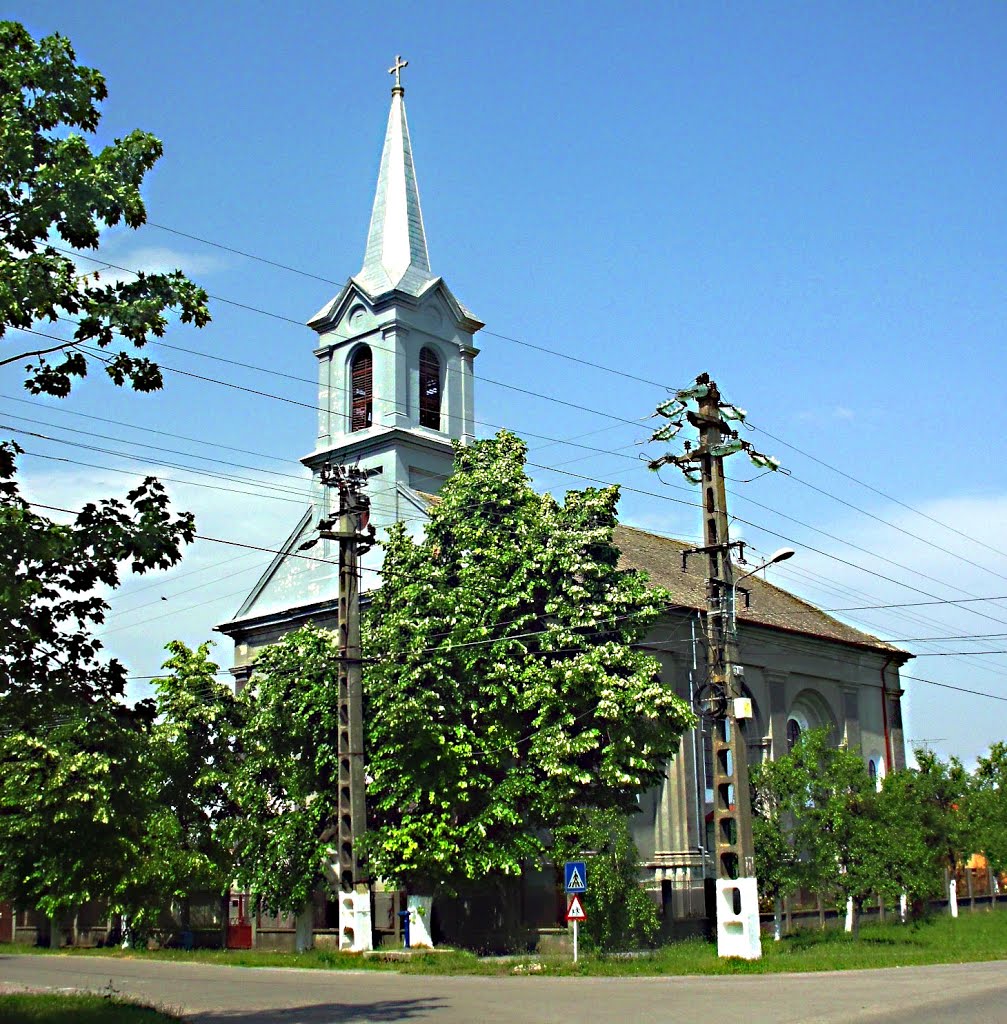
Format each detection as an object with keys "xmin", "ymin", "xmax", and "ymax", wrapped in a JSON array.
[
  {"xmin": 715, "ymin": 878, "xmax": 761, "ymax": 960},
  {"xmin": 407, "ymin": 894, "xmax": 434, "ymax": 948},
  {"xmin": 294, "ymin": 904, "xmax": 314, "ymax": 952},
  {"xmin": 338, "ymin": 889, "xmax": 374, "ymax": 952}
]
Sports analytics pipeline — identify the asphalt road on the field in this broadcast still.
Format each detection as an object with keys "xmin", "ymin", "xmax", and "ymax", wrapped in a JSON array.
[{"xmin": 1, "ymin": 954, "xmax": 1006, "ymax": 1023}]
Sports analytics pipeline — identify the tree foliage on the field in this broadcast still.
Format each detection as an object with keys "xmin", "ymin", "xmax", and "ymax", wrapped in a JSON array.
[
  {"xmin": 554, "ymin": 808, "xmax": 660, "ymax": 952},
  {"xmin": 121, "ymin": 641, "xmax": 243, "ymax": 929},
  {"xmin": 227, "ymin": 626, "xmax": 342, "ymax": 916},
  {"xmin": 0, "ymin": 22, "xmax": 207, "ymax": 918},
  {"xmin": 974, "ymin": 741, "xmax": 1007, "ymax": 874},
  {"xmin": 0, "ymin": 20, "xmax": 209, "ymax": 396},
  {"xmin": 751, "ymin": 729, "xmax": 939, "ymax": 936},
  {"xmin": 0, "ymin": 702, "xmax": 151, "ymax": 917},
  {"xmin": 363, "ymin": 431, "xmax": 695, "ymax": 890}
]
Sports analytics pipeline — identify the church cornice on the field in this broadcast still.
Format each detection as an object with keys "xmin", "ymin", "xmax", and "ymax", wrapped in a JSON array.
[
  {"xmin": 308, "ymin": 275, "xmax": 483, "ymax": 338},
  {"xmin": 301, "ymin": 425, "xmax": 455, "ymax": 469}
]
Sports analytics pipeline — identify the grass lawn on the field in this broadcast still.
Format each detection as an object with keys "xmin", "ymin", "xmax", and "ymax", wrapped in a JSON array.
[
  {"xmin": 0, "ymin": 994, "xmax": 181, "ymax": 1022},
  {"xmin": 6, "ymin": 909, "xmax": 1007, "ymax": 977}
]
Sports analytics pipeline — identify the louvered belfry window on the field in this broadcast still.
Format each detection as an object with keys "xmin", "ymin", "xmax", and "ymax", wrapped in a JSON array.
[
  {"xmin": 419, "ymin": 347, "xmax": 441, "ymax": 429},
  {"xmin": 350, "ymin": 347, "xmax": 373, "ymax": 432}
]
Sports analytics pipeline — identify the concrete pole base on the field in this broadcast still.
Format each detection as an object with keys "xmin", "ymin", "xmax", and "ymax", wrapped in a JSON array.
[
  {"xmin": 339, "ymin": 889, "xmax": 374, "ymax": 952},
  {"xmin": 716, "ymin": 877, "xmax": 762, "ymax": 960}
]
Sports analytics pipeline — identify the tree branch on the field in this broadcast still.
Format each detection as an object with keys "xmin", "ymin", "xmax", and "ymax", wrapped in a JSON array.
[{"xmin": 0, "ymin": 339, "xmax": 78, "ymax": 367}]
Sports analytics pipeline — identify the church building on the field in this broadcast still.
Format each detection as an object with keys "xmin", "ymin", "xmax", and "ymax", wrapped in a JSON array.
[{"xmin": 216, "ymin": 65, "xmax": 909, "ymax": 945}]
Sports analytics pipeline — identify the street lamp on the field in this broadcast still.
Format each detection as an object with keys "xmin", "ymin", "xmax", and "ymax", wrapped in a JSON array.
[
  {"xmin": 730, "ymin": 548, "xmax": 795, "ymax": 633},
  {"xmin": 735, "ymin": 547, "xmax": 795, "ymax": 584}
]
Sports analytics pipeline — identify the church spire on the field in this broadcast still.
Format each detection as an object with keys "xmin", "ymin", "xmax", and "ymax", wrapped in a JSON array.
[{"xmin": 354, "ymin": 56, "xmax": 436, "ymax": 298}]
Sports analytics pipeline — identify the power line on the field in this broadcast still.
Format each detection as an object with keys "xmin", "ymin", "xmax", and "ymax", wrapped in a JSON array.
[
  {"xmin": 748, "ymin": 418, "xmax": 1007, "ymax": 565},
  {"xmin": 143, "ymin": 221, "xmax": 673, "ymax": 389}
]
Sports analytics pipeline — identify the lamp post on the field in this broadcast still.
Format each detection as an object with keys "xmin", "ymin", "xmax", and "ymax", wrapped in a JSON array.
[{"xmin": 730, "ymin": 549, "xmax": 795, "ymax": 630}]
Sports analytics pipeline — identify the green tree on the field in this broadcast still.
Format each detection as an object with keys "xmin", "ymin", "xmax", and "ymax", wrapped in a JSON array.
[
  {"xmin": 120, "ymin": 641, "xmax": 244, "ymax": 939},
  {"xmin": 0, "ymin": 21, "xmax": 209, "ymax": 924},
  {"xmin": 751, "ymin": 751, "xmax": 812, "ymax": 940},
  {"xmin": 554, "ymin": 808, "xmax": 660, "ymax": 952},
  {"xmin": 0, "ymin": 461, "xmax": 196, "ymax": 919},
  {"xmin": 753, "ymin": 729, "xmax": 927, "ymax": 937},
  {"xmin": 227, "ymin": 626, "xmax": 342, "ymax": 949},
  {"xmin": 911, "ymin": 747, "xmax": 980, "ymax": 914},
  {"xmin": 0, "ymin": 21, "xmax": 209, "ymax": 396},
  {"xmin": 0, "ymin": 701, "xmax": 152, "ymax": 926},
  {"xmin": 363, "ymin": 431, "xmax": 695, "ymax": 903},
  {"xmin": 974, "ymin": 741, "xmax": 1007, "ymax": 876}
]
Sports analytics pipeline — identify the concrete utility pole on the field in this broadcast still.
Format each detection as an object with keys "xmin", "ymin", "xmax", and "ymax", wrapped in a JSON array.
[
  {"xmin": 692, "ymin": 379, "xmax": 760, "ymax": 959},
  {"xmin": 649, "ymin": 372, "xmax": 781, "ymax": 960},
  {"xmin": 313, "ymin": 464, "xmax": 376, "ymax": 950}
]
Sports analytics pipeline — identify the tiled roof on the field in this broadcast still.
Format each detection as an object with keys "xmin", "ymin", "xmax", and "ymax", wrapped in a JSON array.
[{"xmin": 614, "ymin": 523, "xmax": 907, "ymax": 656}]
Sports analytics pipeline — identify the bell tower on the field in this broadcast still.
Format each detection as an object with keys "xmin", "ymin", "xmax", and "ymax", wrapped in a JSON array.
[
  {"xmin": 304, "ymin": 59, "xmax": 482, "ymax": 523},
  {"xmin": 219, "ymin": 60, "xmax": 482, "ymax": 645}
]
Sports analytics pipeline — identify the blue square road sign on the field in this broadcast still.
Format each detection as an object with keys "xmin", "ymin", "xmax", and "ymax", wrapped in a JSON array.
[{"xmin": 564, "ymin": 860, "xmax": 587, "ymax": 893}]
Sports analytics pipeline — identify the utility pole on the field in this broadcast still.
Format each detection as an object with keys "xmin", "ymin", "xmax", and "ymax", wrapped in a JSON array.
[
  {"xmin": 310, "ymin": 463, "xmax": 376, "ymax": 949},
  {"xmin": 649, "ymin": 372, "xmax": 780, "ymax": 960}
]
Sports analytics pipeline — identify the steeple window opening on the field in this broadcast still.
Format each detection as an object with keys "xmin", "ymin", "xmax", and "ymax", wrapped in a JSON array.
[
  {"xmin": 419, "ymin": 346, "xmax": 442, "ymax": 429},
  {"xmin": 350, "ymin": 346, "xmax": 373, "ymax": 432}
]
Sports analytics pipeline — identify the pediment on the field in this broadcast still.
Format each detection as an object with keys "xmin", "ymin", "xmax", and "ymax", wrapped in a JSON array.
[{"xmin": 223, "ymin": 506, "xmax": 340, "ymax": 624}]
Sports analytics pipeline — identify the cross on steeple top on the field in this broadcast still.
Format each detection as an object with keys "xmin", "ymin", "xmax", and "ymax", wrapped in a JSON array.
[{"xmin": 388, "ymin": 55, "xmax": 408, "ymax": 91}]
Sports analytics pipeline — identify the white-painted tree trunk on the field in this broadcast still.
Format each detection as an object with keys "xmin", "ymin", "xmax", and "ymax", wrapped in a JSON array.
[
  {"xmin": 294, "ymin": 904, "xmax": 314, "ymax": 952},
  {"xmin": 948, "ymin": 877, "xmax": 959, "ymax": 918},
  {"xmin": 844, "ymin": 897, "xmax": 854, "ymax": 933},
  {"xmin": 407, "ymin": 894, "xmax": 434, "ymax": 948},
  {"xmin": 773, "ymin": 898, "xmax": 783, "ymax": 941},
  {"xmin": 899, "ymin": 893, "xmax": 908, "ymax": 923}
]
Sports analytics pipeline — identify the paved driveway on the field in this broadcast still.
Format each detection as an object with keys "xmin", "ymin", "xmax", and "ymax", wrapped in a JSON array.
[{"xmin": 1, "ymin": 953, "xmax": 1005, "ymax": 1023}]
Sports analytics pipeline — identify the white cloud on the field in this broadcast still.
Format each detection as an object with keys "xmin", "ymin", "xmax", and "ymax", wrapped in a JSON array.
[{"xmin": 16, "ymin": 458, "xmax": 306, "ymax": 702}]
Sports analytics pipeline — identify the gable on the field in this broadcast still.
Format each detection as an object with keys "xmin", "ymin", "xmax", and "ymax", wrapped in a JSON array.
[{"xmin": 226, "ymin": 507, "xmax": 340, "ymax": 623}]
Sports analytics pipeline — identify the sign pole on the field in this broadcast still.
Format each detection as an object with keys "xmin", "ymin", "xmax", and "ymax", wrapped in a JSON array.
[{"xmin": 573, "ymin": 919, "xmax": 578, "ymax": 964}]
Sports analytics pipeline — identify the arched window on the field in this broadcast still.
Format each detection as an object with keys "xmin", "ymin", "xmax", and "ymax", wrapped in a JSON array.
[
  {"xmin": 350, "ymin": 347, "xmax": 373, "ymax": 432},
  {"xmin": 419, "ymin": 346, "xmax": 441, "ymax": 429},
  {"xmin": 786, "ymin": 718, "xmax": 802, "ymax": 753},
  {"xmin": 868, "ymin": 759, "xmax": 878, "ymax": 782}
]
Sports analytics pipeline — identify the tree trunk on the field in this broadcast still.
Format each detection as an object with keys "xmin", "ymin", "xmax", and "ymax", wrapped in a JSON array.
[
  {"xmin": 949, "ymin": 877, "xmax": 959, "ymax": 918},
  {"xmin": 407, "ymin": 894, "xmax": 434, "ymax": 948},
  {"xmin": 294, "ymin": 903, "xmax": 314, "ymax": 953},
  {"xmin": 844, "ymin": 896, "xmax": 854, "ymax": 934},
  {"xmin": 49, "ymin": 914, "xmax": 58, "ymax": 949},
  {"xmin": 773, "ymin": 898, "xmax": 783, "ymax": 941},
  {"xmin": 219, "ymin": 893, "xmax": 229, "ymax": 950},
  {"xmin": 899, "ymin": 893, "xmax": 907, "ymax": 923},
  {"xmin": 850, "ymin": 897, "xmax": 862, "ymax": 939}
]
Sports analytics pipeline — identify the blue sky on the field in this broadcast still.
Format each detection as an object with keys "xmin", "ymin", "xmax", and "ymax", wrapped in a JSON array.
[{"xmin": 5, "ymin": 1, "xmax": 1007, "ymax": 763}]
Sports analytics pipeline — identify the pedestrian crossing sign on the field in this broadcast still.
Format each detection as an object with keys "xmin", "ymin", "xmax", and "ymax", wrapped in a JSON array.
[
  {"xmin": 564, "ymin": 860, "xmax": 587, "ymax": 893},
  {"xmin": 566, "ymin": 894, "xmax": 587, "ymax": 922}
]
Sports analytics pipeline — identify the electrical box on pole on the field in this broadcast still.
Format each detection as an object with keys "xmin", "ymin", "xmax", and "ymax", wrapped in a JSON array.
[{"xmin": 648, "ymin": 373, "xmax": 782, "ymax": 960}]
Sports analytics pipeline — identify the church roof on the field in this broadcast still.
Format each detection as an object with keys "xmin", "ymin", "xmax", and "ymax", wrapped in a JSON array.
[
  {"xmin": 308, "ymin": 77, "xmax": 482, "ymax": 332},
  {"xmin": 413, "ymin": 492, "xmax": 907, "ymax": 657},
  {"xmin": 613, "ymin": 523, "xmax": 908, "ymax": 657},
  {"xmin": 353, "ymin": 83, "xmax": 438, "ymax": 298}
]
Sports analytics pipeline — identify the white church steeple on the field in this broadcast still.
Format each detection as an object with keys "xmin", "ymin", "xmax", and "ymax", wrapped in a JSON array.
[
  {"xmin": 224, "ymin": 63, "xmax": 484, "ymax": 627},
  {"xmin": 354, "ymin": 58, "xmax": 436, "ymax": 298}
]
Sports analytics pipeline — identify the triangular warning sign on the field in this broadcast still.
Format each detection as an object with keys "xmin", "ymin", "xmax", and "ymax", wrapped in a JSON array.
[
  {"xmin": 566, "ymin": 866, "xmax": 585, "ymax": 891},
  {"xmin": 566, "ymin": 894, "xmax": 587, "ymax": 922}
]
